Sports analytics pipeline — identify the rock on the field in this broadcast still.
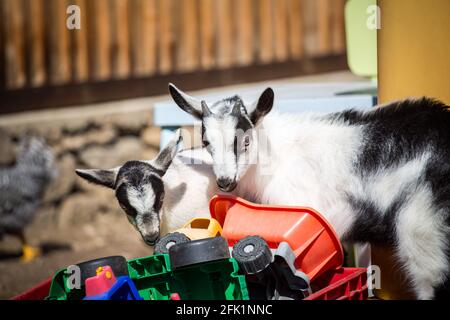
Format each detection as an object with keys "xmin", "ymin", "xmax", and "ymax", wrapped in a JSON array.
[
  {"xmin": 43, "ymin": 127, "xmax": 62, "ymax": 145},
  {"xmin": 140, "ymin": 126, "xmax": 160, "ymax": 149},
  {"xmin": 61, "ymin": 118, "xmax": 91, "ymax": 134},
  {"xmin": 29, "ymin": 205, "xmax": 57, "ymax": 236},
  {"xmin": 44, "ymin": 153, "xmax": 77, "ymax": 203},
  {"xmin": 75, "ymin": 173, "xmax": 122, "ymax": 215},
  {"xmin": 0, "ymin": 130, "xmax": 16, "ymax": 165},
  {"xmin": 57, "ymin": 193, "xmax": 100, "ymax": 228},
  {"xmin": 104, "ymin": 112, "xmax": 151, "ymax": 134},
  {"xmin": 79, "ymin": 136, "xmax": 143, "ymax": 169},
  {"xmin": 58, "ymin": 125, "xmax": 117, "ymax": 152}
]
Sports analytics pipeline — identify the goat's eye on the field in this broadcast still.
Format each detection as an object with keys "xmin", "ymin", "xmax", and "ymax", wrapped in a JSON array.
[
  {"xmin": 244, "ymin": 136, "xmax": 250, "ymax": 147},
  {"xmin": 202, "ymin": 137, "xmax": 211, "ymax": 150}
]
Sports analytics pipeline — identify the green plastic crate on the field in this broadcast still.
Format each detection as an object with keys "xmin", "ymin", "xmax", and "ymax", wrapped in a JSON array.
[
  {"xmin": 46, "ymin": 268, "xmax": 85, "ymax": 300},
  {"xmin": 46, "ymin": 253, "xmax": 249, "ymax": 300},
  {"xmin": 128, "ymin": 254, "xmax": 249, "ymax": 300}
]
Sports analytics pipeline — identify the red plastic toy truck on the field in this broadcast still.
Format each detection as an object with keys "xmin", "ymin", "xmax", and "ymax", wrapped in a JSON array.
[{"xmin": 209, "ymin": 195, "xmax": 344, "ymax": 282}]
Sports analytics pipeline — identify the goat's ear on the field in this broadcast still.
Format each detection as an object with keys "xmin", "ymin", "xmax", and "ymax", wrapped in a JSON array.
[
  {"xmin": 249, "ymin": 88, "xmax": 274, "ymax": 125},
  {"xmin": 75, "ymin": 168, "xmax": 119, "ymax": 189},
  {"xmin": 168, "ymin": 83, "xmax": 203, "ymax": 120},
  {"xmin": 152, "ymin": 129, "xmax": 183, "ymax": 176}
]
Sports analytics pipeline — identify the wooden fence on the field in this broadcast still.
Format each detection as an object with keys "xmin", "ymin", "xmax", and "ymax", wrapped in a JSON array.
[{"xmin": 0, "ymin": 0, "xmax": 347, "ymax": 111}]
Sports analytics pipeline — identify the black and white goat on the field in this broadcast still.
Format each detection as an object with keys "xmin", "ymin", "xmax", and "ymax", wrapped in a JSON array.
[
  {"xmin": 169, "ymin": 83, "xmax": 450, "ymax": 299},
  {"xmin": 76, "ymin": 131, "xmax": 220, "ymax": 246}
]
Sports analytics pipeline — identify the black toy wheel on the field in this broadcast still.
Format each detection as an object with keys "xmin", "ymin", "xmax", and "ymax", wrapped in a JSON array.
[
  {"xmin": 154, "ymin": 232, "xmax": 191, "ymax": 255},
  {"xmin": 232, "ymin": 236, "xmax": 272, "ymax": 274},
  {"xmin": 75, "ymin": 255, "xmax": 128, "ymax": 284},
  {"xmin": 169, "ymin": 236, "xmax": 230, "ymax": 270}
]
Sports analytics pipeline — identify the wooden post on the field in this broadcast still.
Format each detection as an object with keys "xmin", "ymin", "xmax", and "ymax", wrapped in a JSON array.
[
  {"xmin": 177, "ymin": 0, "xmax": 199, "ymax": 72},
  {"xmin": 111, "ymin": 0, "xmax": 130, "ymax": 79},
  {"xmin": 2, "ymin": 0, "xmax": 26, "ymax": 89},
  {"xmin": 26, "ymin": 0, "xmax": 46, "ymax": 87},
  {"xmin": 90, "ymin": 0, "xmax": 111, "ymax": 81},
  {"xmin": 258, "ymin": 0, "xmax": 274, "ymax": 63},
  {"xmin": 316, "ymin": 0, "xmax": 331, "ymax": 56},
  {"xmin": 236, "ymin": 0, "xmax": 254, "ymax": 66},
  {"xmin": 331, "ymin": 0, "xmax": 346, "ymax": 54},
  {"xmin": 48, "ymin": 0, "xmax": 72, "ymax": 85},
  {"xmin": 274, "ymin": 0, "xmax": 288, "ymax": 61},
  {"xmin": 131, "ymin": 0, "xmax": 157, "ymax": 77},
  {"xmin": 72, "ymin": 0, "xmax": 89, "ymax": 82},
  {"xmin": 216, "ymin": 0, "xmax": 234, "ymax": 68},
  {"xmin": 199, "ymin": 0, "xmax": 216, "ymax": 70},
  {"xmin": 158, "ymin": 0, "xmax": 174, "ymax": 74},
  {"xmin": 288, "ymin": 0, "xmax": 304, "ymax": 59}
]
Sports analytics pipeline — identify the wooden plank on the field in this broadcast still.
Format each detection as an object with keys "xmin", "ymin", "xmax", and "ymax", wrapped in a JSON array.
[
  {"xmin": 216, "ymin": 0, "xmax": 234, "ymax": 68},
  {"xmin": 90, "ymin": 0, "xmax": 111, "ymax": 81},
  {"xmin": 331, "ymin": 0, "xmax": 346, "ymax": 54},
  {"xmin": 0, "ymin": 1, "xmax": 4, "ymax": 88},
  {"xmin": 25, "ymin": 0, "xmax": 46, "ymax": 87},
  {"xmin": 302, "ymin": 0, "xmax": 318, "ymax": 56},
  {"xmin": 48, "ymin": 0, "xmax": 71, "ymax": 85},
  {"xmin": 316, "ymin": 0, "xmax": 331, "ymax": 55},
  {"xmin": 287, "ymin": 0, "xmax": 303, "ymax": 59},
  {"xmin": 274, "ymin": 0, "xmax": 288, "ymax": 62},
  {"xmin": 111, "ymin": 0, "xmax": 130, "ymax": 79},
  {"xmin": 199, "ymin": 0, "xmax": 216, "ymax": 70},
  {"xmin": 258, "ymin": 0, "xmax": 274, "ymax": 63},
  {"xmin": 2, "ymin": 0, "xmax": 26, "ymax": 89},
  {"xmin": 235, "ymin": 0, "xmax": 254, "ymax": 66},
  {"xmin": 131, "ymin": 0, "xmax": 157, "ymax": 77},
  {"xmin": 0, "ymin": 55, "xmax": 348, "ymax": 114},
  {"xmin": 158, "ymin": 0, "xmax": 174, "ymax": 74},
  {"xmin": 72, "ymin": 0, "xmax": 89, "ymax": 82},
  {"xmin": 177, "ymin": 0, "xmax": 199, "ymax": 72}
]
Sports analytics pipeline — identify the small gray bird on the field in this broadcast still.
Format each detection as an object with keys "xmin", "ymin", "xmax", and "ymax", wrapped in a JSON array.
[{"xmin": 0, "ymin": 137, "xmax": 57, "ymax": 262}]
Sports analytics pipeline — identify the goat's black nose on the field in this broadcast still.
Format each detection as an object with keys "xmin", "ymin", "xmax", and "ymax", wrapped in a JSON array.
[
  {"xmin": 217, "ymin": 178, "xmax": 237, "ymax": 192},
  {"xmin": 143, "ymin": 234, "xmax": 159, "ymax": 246}
]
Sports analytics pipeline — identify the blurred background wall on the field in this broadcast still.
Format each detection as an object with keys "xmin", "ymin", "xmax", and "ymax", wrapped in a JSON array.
[{"xmin": 0, "ymin": 0, "xmax": 347, "ymax": 112}]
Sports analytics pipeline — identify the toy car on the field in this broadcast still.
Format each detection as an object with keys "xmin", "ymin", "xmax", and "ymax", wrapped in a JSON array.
[
  {"xmin": 209, "ymin": 195, "xmax": 344, "ymax": 282},
  {"xmin": 209, "ymin": 195, "xmax": 353, "ymax": 300},
  {"xmin": 45, "ymin": 237, "xmax": 249, "ymax": 300},
  {"xmin": 154, "ymin": 217, "xmax": 222, "ymax": 254}
]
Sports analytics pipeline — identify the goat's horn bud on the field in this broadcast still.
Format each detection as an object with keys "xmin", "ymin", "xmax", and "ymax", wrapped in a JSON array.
[{"xmin": 201, "ymin": 101, "xmax": 212, "ymax": 117}]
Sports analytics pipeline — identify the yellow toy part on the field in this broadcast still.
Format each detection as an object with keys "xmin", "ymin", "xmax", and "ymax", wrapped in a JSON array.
[{"xmin": 175, "ymin": 218, "xmax": 222, "ymax": 241}]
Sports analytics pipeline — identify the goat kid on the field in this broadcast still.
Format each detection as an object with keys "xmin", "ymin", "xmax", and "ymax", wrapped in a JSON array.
[
  {"xmin": 76, "ymin": 131, "xmax": 220, "ymax": 245},
  {"xmin": 169, "ymin": 83, "xmax": 450, "ymax": 299}
]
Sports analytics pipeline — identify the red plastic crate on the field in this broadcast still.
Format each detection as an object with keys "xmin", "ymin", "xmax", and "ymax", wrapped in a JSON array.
[
  {"xmin": 306, "ymin": 267, "xmax": 368, "ymax": 300},
  {"xmin": 11, "ymin": 267, "xmax": 368, "ymax": 300},
  {"xmin": 10, "ymin": 277, "xmax": 52, "ymax": 300}
]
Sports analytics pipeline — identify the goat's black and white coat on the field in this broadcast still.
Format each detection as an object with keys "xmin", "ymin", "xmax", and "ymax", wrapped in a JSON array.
[
  {"xmin": 76, "ymin": 131, "xmax": 220, "ymax": 246},
  {"xmin": 169, "ymin": 83, "xmax": 450, "ymax": 299}
]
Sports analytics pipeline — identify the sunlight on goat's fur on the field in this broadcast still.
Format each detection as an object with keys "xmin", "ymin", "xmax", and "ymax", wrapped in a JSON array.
[{"xmin": 169, "ymin": 83, "xmax": 450, "ymax": 300}]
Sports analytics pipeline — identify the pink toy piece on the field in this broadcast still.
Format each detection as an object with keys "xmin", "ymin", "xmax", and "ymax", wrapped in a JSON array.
[
  {"xmin": 170, "ymin": 293, "xmax": 181, "ymax": 300},
  {"xmin": 85, "ymin": 265, "xmax": 117, "ymax": 297}
]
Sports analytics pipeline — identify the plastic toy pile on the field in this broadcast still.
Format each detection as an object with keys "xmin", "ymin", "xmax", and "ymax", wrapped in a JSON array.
[{"xmin": 12, "ymin": 195, "xmax": 368, "ymax": 300}]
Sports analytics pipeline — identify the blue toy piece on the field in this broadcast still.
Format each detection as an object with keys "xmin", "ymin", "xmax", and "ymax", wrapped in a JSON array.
[{"xmin": 83, "ymin": 276, "xmax": 143, "ymax": 300}]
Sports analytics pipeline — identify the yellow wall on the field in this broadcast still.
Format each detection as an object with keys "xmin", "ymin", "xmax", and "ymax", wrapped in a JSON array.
[
  {"xmin": 378, "ymin": 0, "xmax": 450, "ymax": 104},
  {"xmin": 376, "ymin": 0, "xmax": 450, "ymax": 300}
]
